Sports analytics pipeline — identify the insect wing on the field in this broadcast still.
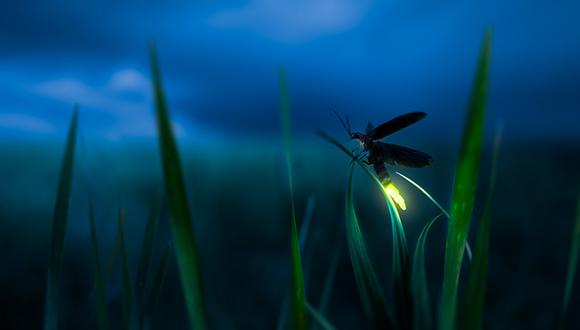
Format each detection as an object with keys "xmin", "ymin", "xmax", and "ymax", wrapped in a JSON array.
[
  {"xmin": 382, "ymin": 143, "xmax": 433, "ymax": 168},
  {"xmin": 365, "ymin": 121, "xmax": 375, "ymax": 135},
  {"xmin": 369, "ymin": 111, "xmax": 427, "ymax": 140}
]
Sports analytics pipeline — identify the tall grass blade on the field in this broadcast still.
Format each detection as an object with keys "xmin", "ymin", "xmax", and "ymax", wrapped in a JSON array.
[
  {"xmin": 385, "ymin": 195, "xmax": 413, "ymax": 330},
  {"xmin": 307, "ymin": 303, "xmax": 336, "ymax": 330},
  {"xmin": 149, "ymin": 242, "xmax": 172, "ymax": 312},
  {"xmin": 106, "ymin": 223, "xmax": 122, "ymax": 283},
  {"xmin": 412, "ymin": 213, "xmax": 444, "ymax": 330},
  {"xmin": 345, "ymin": 163, "xmax": 393, "ymax": 330},
  {"xmin": 149, "ymin": 43, "xmax": 207, "ymax": 330},
  {"xmin": 317, "ymin": 238, "xmax": 342, "ymax": 315},
  {"xmin": 462, "ymin": 125, "xmax": 502, "ymax": 330},
  {"xmin": 298, "ymin": 196, "xmax": 316, "ymax": 250},
  {"xmin": 317, "ymin": 130, "xmax": 411, "ymax": 329},
  {"xmin": 394, "ymin": 172, "xmax": 472, "ymax": 261},
  {"xmin": 276, "ymin": 195, "xmax": 316, "ymax": 330},
  {"xmin": 147, "ymin": 242, "xmax": 172, "ymax": 324},
  {"xmin": 560, "ymin": 193, "xmax": 580, "ymax": 327},
  {"xmin": 44, "ymin": 107, "xmax": 79, "ymax": 330},
  {"xmin": 134, "ymin": 206, "xmax": 160, "ymax": 329},
  {"xmin": 89, "ymin": 201, "xmax": 110, "ymax": 330},
  {"xmin": 440, "ymin": 31, "xmax": 492, "ymax": 330},
  {"xmin": 118, "ymin": 209, "xmax": 133, "ymax": 330},
  {"xmin": 279, "ymin": 69, "xmax": 308, "ymax": 330}
]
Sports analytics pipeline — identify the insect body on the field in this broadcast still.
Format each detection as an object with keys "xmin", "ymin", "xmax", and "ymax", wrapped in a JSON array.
[{"xmin": 335, "ymin": 111, "xmax": 433, "ymax": 184}]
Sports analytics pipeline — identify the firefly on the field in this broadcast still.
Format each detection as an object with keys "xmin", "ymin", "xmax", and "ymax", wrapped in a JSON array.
[{"xmin": 335, "ymin": 111, "xmax": 434, "ymax": 210}]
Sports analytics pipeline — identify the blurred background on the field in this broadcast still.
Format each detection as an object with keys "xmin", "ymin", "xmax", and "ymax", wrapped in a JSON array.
[{"xmin": 1, "ymin": 1, "xmax": 579, "ymax": 329}]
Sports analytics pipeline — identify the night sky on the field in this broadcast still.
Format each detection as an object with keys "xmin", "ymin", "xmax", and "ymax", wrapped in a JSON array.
[{"xmin": 1, "ymin": 0, "xmax": 579, "ymax": 142}]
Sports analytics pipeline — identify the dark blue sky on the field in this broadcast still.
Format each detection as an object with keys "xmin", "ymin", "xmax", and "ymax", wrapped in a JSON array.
[{"xmin": 1, "ymin": 0, "xmax": 579, "ymax": 142}]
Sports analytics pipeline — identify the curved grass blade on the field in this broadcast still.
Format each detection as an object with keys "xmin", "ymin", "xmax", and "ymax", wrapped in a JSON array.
[
  {"xmin": 462, "ymin": 124, "xmax": 502, "ymax": 330},
  {"xmin": 412, "ymin": 213, "xmax": 444, "ymax": 330},
  {"xmin": 440, "ymin": 31, "xmax": 492, "ymax": 330},
  {"xmin": 149, "ymin": 43, "xmax": 207, "ymax": 330},
  {"xmin": 89, "ymin": 201, "xmax": 110, "ymax": 330},
  {"xmin": 394, "ymin": 172, "xmax": 473, "ymax": 261},
  {"xmin": 134, "ymin": 206, "xmax": 160, "ymax": 329},
  {"xmin": 345, "ymin": 164, "xmax": 393, "ymax": 330},
  {"xmin": 307, "ymin": 303, "xmax": 336, "ymax": 330},
  {"xmin": 117, "ymin": 209, "xmax": 133, "ymax": 330},
  {"xmin": 279, "ymin": 69, "xmax": 308, "ymax": 330},
  {"xmin": 44, "ymin": 106, "xmax": 78, "ymax": 330},
  {"xmin": 318, "ymin": 130, "xmax": 410, "ymax": 329},
  {"xmin": 560, "ymin": 193, "xmax": 580, "ymax": 327},
  {"xmin": 386, "ymin": 194, "xmax": 413, "ymax": 330}
]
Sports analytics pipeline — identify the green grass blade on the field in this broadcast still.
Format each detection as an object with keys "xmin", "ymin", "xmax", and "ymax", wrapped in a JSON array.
[
  {"xmin": 134, "ymin": 206, "xmax": 160, "ymax": 329},
  {"xmin": 89, "ymin": 201, "xmax": 110, "ymax": 330},
  {"xmin": 279, "ymin": 69, "xmax": 308, "ymax": 330},
  {"xmin": 148, "ymin": 242, "xmax": 172, "ymax": 316},
  {"xmin": 315, "ymin": 130, "xmax": 358, "ymax": 159},
  {"xmin": 307, "ymin": 303, "xmax": 336, "ymax": 330},
  {"xmin": 318, "ymin": 130, "xmax": 410, "ymax": 328},
  {"xmin": 117, "ymin": 209, "xmax": 133, "ymax": 330},
  {"xmin": 317, "ymin": 238, "xmax": 342, "ymax": 315},
  {"xmin": 106, "ymin": 224, "xmax": 121, "ymax": 283},
  {"xmin": 560, "ymin": 193, "xmax": 580, "ymax": 326},
  {"xmin": 277, "ymin": 195, "xmax": 317, "ymax": 330},
  {"xmin": 462, "ymin": 125, "xmax": 502, "ymax": 330},
  {"xmin": 149, "ymin": 243, "xmax": 172, "ymax": 312},
  {"xmin": 345, "ymin": 164, "xmax": 393, "ymax": 330},
  {"xmin": 44, "ymin": 107, "xmax": 79, "ymax": 330},
  {"xmin": 394, "ymin": 172, "xmax": 473, "ymax": 261},
  {"xmin": 412, "ymin": 213, "xmax": 444, "ymax": 330},
  {"xmin": 149, "ymin": 43, "xmax": 207, "ymax": 330},
  {"xmin": 298, "ymin": 196, "xmax": 316, "ymax": 249},
  {"xmin": 385, "ymin": 196, "xmax": 413, "ymax": 330},
  {"xmin": 440, "ymin": 31, "xmax": 492, "ymax": 330}
]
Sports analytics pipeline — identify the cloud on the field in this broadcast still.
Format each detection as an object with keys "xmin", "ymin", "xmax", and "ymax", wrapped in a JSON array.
[
  {"xmin": 0, "ymin": 114, "xmax": 55, "ymax": 133},
  {"xmin": 108, "ymin": 69, "xmax": 150, "ymax": 94},
  {"xmin": 26, "ymin": 69, "xmax": 189, "ymax": 140},
  {"xmin": 31, "ymin": 78, "xmax": 107, "ymax": 108},
  {"xmin": 29, "ymin": 72, "xmax": 149, "ymax": 116},
  {"xmin": 208, "ymin": 0, "xmax": 372, "ymax": 42}
]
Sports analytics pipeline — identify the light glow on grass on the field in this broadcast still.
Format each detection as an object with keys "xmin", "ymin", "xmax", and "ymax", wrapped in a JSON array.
[
  {"xmin": 383, "ymin": 182, "xmax": 406, "ymax": 211},
  {"xmin": 395, "ymin": 171, "xmax": 473, "ymax": 261}
]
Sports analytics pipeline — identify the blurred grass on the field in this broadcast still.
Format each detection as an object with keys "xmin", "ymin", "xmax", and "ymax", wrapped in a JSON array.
[
  {"xmin": 560, "ymin": 192, "xmax": 580, "ymax": 327},
  {"xmin": 462, "ymin": 125, "xmax": 502, "ymax": 330},
  {"xmin": 89, "ymin": 201, "xmax": 110, "ymax": 330},
  {"xmin": 118, "ymin": 209, "xmax": 133, "ymax": 330},
  {"xmin": 44, "ymin": 107, "xmax": 78, "ymax": 330},
  {"xmin": 134, "ymin": 206, "xmax": 160, "ymax": 329},
  {"xmin": 149, "ymin": 43, "xmax": 207, "ymax": 330},
  {"xmin": 412, "ymin": 213, "xmax": 443, "ymax": 330},
  {"xmin": 279, "ymin": 69, "xmax": 309, "ymax": 330},
  {"xmin": 148, "ymin": 242, "xmax": 172, "ymax": 317},
  {"xmin": 440, "ymin": 31, "xmax": 491, "ymax": 330},
  {"xmin": 307, "ymin": 303, "xmax": 336, "ymax": 330},
  {"xmin": 276, "ymin": 196, "xmax": 317, "ymax": 330}
]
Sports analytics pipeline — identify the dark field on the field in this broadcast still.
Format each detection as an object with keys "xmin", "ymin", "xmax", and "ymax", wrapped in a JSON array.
[{"xmin": 1, "ymin": 138, "xmax": 578, "ymax": 329}]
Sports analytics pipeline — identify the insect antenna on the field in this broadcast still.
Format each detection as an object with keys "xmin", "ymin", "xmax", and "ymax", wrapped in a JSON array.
[{"xmin": 332, "ymin": 110, "xmax": 353, "ymax": 136}]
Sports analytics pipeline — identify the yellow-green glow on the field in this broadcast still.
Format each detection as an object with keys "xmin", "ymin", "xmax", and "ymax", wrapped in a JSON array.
[{"xmin": 383, "ymin": 182, "xmax": 406, "ymax": 211}]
